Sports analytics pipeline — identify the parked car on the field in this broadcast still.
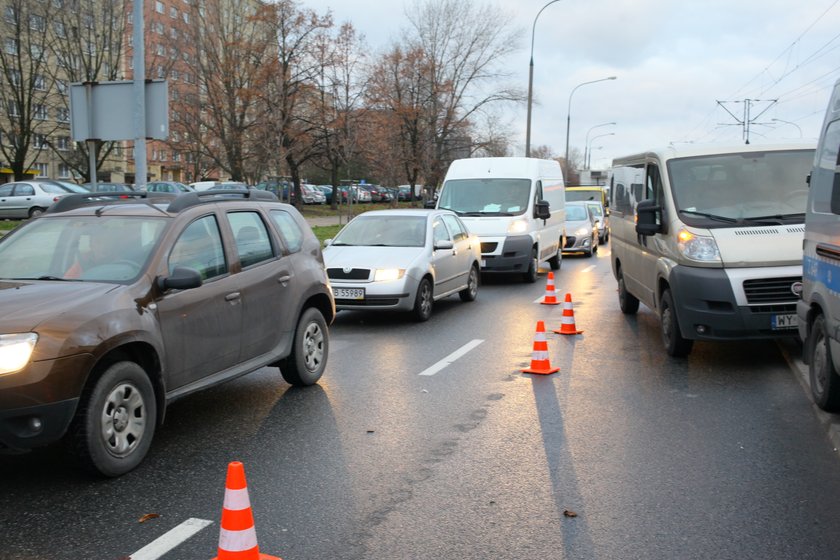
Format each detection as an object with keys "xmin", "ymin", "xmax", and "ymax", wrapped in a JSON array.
[
  {"xmin": 190, "ymin": 180, "xmax": 222, "ymax": 192},
  {"xmin": 301, "ymin": 184, "xmax": 326, "ymax": 204},
  {"xmin": 145, "ymin": 181, "xmax": 194, "ymax": 194},
  {"xmin": 34, "ymin": 178, "xmax": 91, "ymax": 194},
  {"xmin": 562, "ymin": 201, "xmax": 599, "ymax": 257},
  {"xmin": 323, "ymin": 209, "xmax": 481, "ymax": 321},
  {"xmin": 0, "ymin": 189, "xmax": 335, "ymax": 476},
  {"xmin": 0, "ymin": 180, "xmax": 72, "ymax": 218},
  {"xmin": 315, "ymin": 185, "xmax": 334, "ymax": 204},
  {"xmin": 82, "ymin": 182, "xmax": 135, "ymax": 193},
  {"xmin": 584, "ymin": 200, "xmax": 609, "ymax": 243},
  {"xmin": 398, "ymin": 184, "xmax": 423, "ymax": 201}
]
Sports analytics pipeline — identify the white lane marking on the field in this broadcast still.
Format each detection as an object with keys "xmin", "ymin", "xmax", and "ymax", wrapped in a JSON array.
[
  {"xmin": 582, "ymin": 265, "xmax": 596, "ymax": 272},
  {"xmin": 418, "ymin": 339, "xmax": 484, "ymax": 376},
  {"xmin": 130, "ymin": 518, "xmax": 213, "ymax": 560},
  {"xmin": 533, "ymin": 295, "xmax": 545, "ymax": 304}
]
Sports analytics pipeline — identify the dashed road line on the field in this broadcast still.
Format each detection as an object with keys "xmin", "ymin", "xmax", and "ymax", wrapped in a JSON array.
[
  {"xmin": 418, "ymin": 339, "xmax": 484, "ymax": 376},
  {"xmin": 130, "ymin": 518, "xmax": 213, "ymax": 560}
]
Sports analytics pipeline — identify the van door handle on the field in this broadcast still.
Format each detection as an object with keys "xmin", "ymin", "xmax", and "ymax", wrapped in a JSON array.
[{"xmin": 225, "ymin": 292, "xmax": 241, "ymax": 302}]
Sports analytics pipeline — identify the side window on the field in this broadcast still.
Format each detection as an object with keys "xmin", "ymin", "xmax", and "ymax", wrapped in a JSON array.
[
  {"xmin": 169, "ymin": 215, "xmax": 227, "ymax": 280},
  {"xmin": 433, "ymin": 217, "xmax": 450, "ymax": 244},
  {"xmin": 0, "ymin": 184, "xmax": 13, "ymax": 196},
  {"xmin": 269, "ymin": 209, "xmax": 304, "ymax": 253},
  {"xmin": 229, "ymin": 211, "xmax": 274, "ymax": 267},
  {"xmin": 819, "ymin": 120, "xmax": 840, "ymax": 214},
  {"xmin": 441, "ymin": 214, "xmax": 467, "ymax": 241},
  {"xmin": 645, "ymin": 163, "xmax": 666, "ymax": 230},
  {"xmin": 15, "ymin": 184, "xmax": 34, "ymax": 196}
]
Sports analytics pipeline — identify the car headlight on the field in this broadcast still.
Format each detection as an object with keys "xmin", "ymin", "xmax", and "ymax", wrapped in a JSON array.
[
  {"xmin": 677, "ymin": 229, "xmax": 721, "ymax": 262},
  {"xmin": 374, "ymin": 268, "xmax": 405, "ymax": 282},
  {"xmin": 0, "ymin": 333, "xmax": 38, "ymax": 375},
  {"xmin": 575, "ymin": 226, "xmax": 590, "ymax": 237},
  {"xmin": 507, "ymin": 219, "xmax": 528, "ymax": 234}
]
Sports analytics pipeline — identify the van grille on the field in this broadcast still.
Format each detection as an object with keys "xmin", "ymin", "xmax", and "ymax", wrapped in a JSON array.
[
  {"xmin": 743, "ymin": 277, "xmax": 801, "ymax": 304},
  {"xmin": 480, "ymin": 242, "xmax": 498, "ymax": 254}
]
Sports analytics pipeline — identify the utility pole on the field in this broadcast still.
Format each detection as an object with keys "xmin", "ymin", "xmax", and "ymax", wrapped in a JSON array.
[{"xmin": 716, "ymin": 99, "xmax": 777, "ymax": 144}]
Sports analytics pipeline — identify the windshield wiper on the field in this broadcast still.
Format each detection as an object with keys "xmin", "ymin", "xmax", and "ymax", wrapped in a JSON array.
[
  {"xmin": 679, "ymin": 209, "xmax": 737, "ymax": 223},
  {"xmin": 741, "ymin": 213, "xmax": 805, "ymax": 224},
  {"xmin": 330, "ymin": 242, "xmax": 354, "ymax": 246},
  {"xmin": 438, "ymin": 207, "xmax": 463, "ymax": 215}
]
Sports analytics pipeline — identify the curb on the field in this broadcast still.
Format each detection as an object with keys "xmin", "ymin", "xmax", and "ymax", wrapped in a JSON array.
[{"xmin": 778, "ymin": 340, "xmax": 840, "ymax": 453}]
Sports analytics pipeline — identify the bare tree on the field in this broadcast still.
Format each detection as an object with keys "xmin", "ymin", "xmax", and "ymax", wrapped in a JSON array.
[{"xmin": 405, "ymin": 0, "xmax": 524, "ymax": 189}]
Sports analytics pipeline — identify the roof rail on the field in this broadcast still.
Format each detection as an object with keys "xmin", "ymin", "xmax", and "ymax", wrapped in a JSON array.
[
  {"xmin": 165, "ymin": 188, "xmax": 279, "ymax": 213},
  {"xmin": 46, "ymin": 191, "xmax": 175, "ymax": 214}
]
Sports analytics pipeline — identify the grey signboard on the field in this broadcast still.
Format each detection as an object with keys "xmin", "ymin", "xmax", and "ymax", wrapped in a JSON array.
[{"xmin": 69, "ymin": 80, "xmax": 169, "ymax": 141}]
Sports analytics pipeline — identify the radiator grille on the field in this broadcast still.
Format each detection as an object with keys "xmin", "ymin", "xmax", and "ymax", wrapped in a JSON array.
[
  {"xmin": 743, "ymin": 277, "xmax": 801, "ymax": 304},
  {"xmin": 327, "ymin": 268, "xmax": 370, "ymax": 280}
]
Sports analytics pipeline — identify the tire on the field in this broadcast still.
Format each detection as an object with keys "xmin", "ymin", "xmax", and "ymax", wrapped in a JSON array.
[
  {"xmin": 548, "ymin": 239, "xmax": 562, "ymax": 270},
  {"xmin": 279, "ymin": 307, "xmax": 329, "ymax": 386},
  {"xmin": 69, "ymin": 361, "xmax": 156, "ymax": 477},
  {"xmin": 523, "ymin": 248, "xmax": 538, "ymax": 283},
  {"xmin": 603, "ymin": 230, "xmax": 610, "ymax": 244},
  {"xmin": 808, "ymin": 314, "xmax": 840, "ymax": 411},
  {"xmin": 413, "ymin": 277, "xmax": 433, "ymax": 321},
  {"xmin": 660, "ymin": 288, "xmax": 693, "ymax": 357},
  {"xmin": 28, "ymin": 206, "xmax": 45, "ymax": 219},
  {"xmin": 617, "ymin": 267, "xmax": 639, "ymax": 315},
  {"xmin": 459, "ymin": 265, "xmax": 479, "ymax": 302}
]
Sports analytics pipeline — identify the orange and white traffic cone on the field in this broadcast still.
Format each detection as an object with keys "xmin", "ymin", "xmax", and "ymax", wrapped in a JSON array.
[
  {"xmin": 554, "ymin": 293, "xmax": 584, "ymax": 335},
  {"xmin": 212, "ymin": 461, "xmax": 281, "ymax": 560},
  {"xmin": 540, "ymin": 271, "xmax": 560, "ymax": 305},
  {"xmin": 522, "ymin": 321, "xmax": 560, "ymax": 375}
]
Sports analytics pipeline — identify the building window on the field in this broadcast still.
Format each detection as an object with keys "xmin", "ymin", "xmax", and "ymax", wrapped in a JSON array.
[
  {"xmin": 170, "ymin": 26, "xmax": 177, "ymax": 39},
  {"xmin": 4, "ymin": 5, "xmax": 17, "ymax": 24},
  {"xmin": 58, "ymin": 163, "xmax": 71, "ymax": 178},
  {"xmin": 173, "ymin": 151, "xmax": 181, "ymax": 162},
  {"xmin": 53, "ymin": 21, "xmax": 66, "ymax": 38},
  {"xmin": 34, "ymin": 134, "xmax": 49, "ymax": 148},
  {"xmin": 34, "ymin": 74, "xmax": 46, "ymax": 90},
  {"xmin": 155, "ymin": 1, "xmax": 164, "ymax": 14},
  {"xmin": 5, "ymin": 38, "xmax": 18, "ymax": 56},
  {"xmin": 156, "ymin": 44, "xmax": 165, "ymax": 56},
  {"xmin": 30, "ymin": 14, "xmax": 46, "ymax": 32},
  {"xmin": 34, "ymin": 105, "xmax": 47, "ymax": 120},
  {"xmin": 32, "ymin": 162, "xmax": 48, "ymax": 177},
  {"xmin": 169, "ymin": 6, "xmax": 177, "ymax": 18},
  {"xmin": 8, "ymin": 69, "xmax": 20, "ymax": 86},
  {"xmin": 8, "ymin": 101, "xmax": 19, "ymax": 117},
  {"xmin": 56, "ymin": 80, "xmax": 67, "ymax": 94},
  {"xmin": 55, "ymin": 136, "xmax": 70, "ymax": 150},
  {"xmin": 56, "ymin": 108, "xmax": 69, "ymax": 122},
  {"xmin": 182, "ymin": 11, "xmax": 189, "ymax": 23}
]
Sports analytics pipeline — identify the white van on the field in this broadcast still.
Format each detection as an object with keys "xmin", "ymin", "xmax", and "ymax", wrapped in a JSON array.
[
  {"xmin": 610, "ymin": 142, "xmax": 815, "ymax": 356},
  {"xmin": 798, "ymin": 78, "xmax": 840, "ymax": 411},
  {"xmin": 436, "ymin": 157, "xmax": 565, "ymax": 282}
]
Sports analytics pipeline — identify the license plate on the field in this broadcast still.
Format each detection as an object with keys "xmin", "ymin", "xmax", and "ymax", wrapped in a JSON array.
[
  {"xmin": 334, "ymin": 287, "xmax": 365, "ymax": 300},
  {"xmin": 771, "ymin": 313, "xmax": 798, "ymax": 329}
]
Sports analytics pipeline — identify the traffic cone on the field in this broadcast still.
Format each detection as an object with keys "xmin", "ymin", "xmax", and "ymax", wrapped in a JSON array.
[
  {"xmin": 522, "ymin": 321, "xmax": 560, "ymax": 375},
  {"xmin": 212, "ymin": 461, "xmax": 281, "ymax": 560},
  {"xmin": 554, "ymin": 293, "xmax": 584, "ymax": 335},
  {"xmin": 540, "ymin": 271, "xmax": 561, "ymax": 305}
]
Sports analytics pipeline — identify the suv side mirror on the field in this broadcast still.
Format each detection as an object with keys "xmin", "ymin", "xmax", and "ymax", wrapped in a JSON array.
[
  {"xmin": 535, "ymin": 200, "xmax": 550, "ymax": 220},
  {"xmin": 635, "ymin": 199, "xmax": 664, "ymax": 236},
  {"xmin": 156, "ymin": 266, "xmax": 203, "ymax": 291},
  {"xmin": 434, "ymin": 239, "xmax": 454, "ymax": 251}
]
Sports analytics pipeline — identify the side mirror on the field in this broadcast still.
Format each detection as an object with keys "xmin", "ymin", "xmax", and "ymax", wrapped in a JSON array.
[
  {"xmin": 535, "ymin": 200, "xmax": 550, "ymax": 220},
  {"xmin": 424, "ymin": 200, "xmax": 437, "ymax": 209},
  {"xmin": 323, "ymin": 238, "xmax": 333, "ymax": 247},
  {"xmin": 434, "ymin": 239, "xmax": 454, "ymax": 251},
  {"xmin": 156, "ymin": 266, "xmax": 202, "ymax": 291},
  {"xmin": 635, "ymin": 199, "xmax": 664, "ymax": 236}
]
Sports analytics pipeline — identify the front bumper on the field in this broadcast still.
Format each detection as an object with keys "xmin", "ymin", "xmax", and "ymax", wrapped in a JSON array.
[
  {"xmin": 477, "ymin": 235, "xmax": 532, "ymax": 273},
  {"xmin": 331, "ymin": 277, "xmax": 419, "ymax": 312}
]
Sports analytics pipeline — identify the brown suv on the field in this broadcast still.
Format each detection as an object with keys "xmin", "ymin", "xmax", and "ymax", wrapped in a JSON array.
[{"xmin": 0, "ymin": 190, "xmax": 335, "ymax": 476}]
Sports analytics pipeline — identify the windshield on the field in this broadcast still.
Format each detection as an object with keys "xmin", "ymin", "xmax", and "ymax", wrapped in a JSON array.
[
  {"xmin": 0, "ymin": 216, "xmax": 168, "ymax": 283},
  {"xmin": 332, "ymin": 215, "xmax": 426, "ymax": 247},
  {"xmin": 667, "ymin": 149, "xmax": 813, "ymax": 225},
  {"xmin": 438, "ymin": 178, "xmax": 531, "ymax": 215},
  {"xmin": 566, "ymin": 205, "xmax": 589, "ymax": 221},
  {"xmin": 566, "ymin": 189, "xmax": 603, "ymax": 203}
]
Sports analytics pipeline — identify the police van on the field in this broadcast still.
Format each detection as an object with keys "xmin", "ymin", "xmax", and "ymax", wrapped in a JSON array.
[{"xmin": 798, "ymin": 78, "xmax": 840, "ymax": 411}]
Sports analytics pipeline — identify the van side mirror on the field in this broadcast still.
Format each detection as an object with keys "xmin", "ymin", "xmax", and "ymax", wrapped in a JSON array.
[
  {"xmin": 636, "ymin": 199, "xmax": 664, "ymax": 236},
  {"xmin": 535, "ymin": 200, "xmax": 550, "ymax": 220}
]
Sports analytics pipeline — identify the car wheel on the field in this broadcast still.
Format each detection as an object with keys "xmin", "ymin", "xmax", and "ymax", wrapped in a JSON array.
[
  {"xmin": 617, "ymin": 266, "xmax": 639, "ymax": 315},
  {"xmin": 28, "ymin": 206, "xmax": 45, "ymax": 218},
  {"xmin": 413, "ymin": 277, "xmax": 433, "ymax": 321},
  {"xmin": 279, "ymin": 307, "xmax": 328, "ymax": 386},
  {"xmin": 523, "ymin": 248, "xmax": 538, "ymax": 283},
  {"xmin": 69, "ymin": 361, "xmax": 156, "ymax": 477},
  {"xmin": 548, "ymin": 238, "xmax": 562, "ymax": 270},
  {"xmin": 809, "ymin": 314, "xmax": 840, "ymax": 411},
  {"xmin": 603, "ymin": 230, "xmax": 610, "ymax": 244},
  {"xmin": 660, "ymin": 288, "xmax": 693, "ymax": 357},
  {"xmin": 459, "ymin": 265, "xmax": 479, "ymax": 302}
]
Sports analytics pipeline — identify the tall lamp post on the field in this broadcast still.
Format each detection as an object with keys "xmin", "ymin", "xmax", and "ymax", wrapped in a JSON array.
[
  {"xmin": 771, "ymin": 118, "xmax": 803, "ymax": 138},
  {"xmin": 525, "ymin": 0, "xmax": 563, "ymax": 158},
  {"xmin": 586, "ymin": 132, "xmax": 614, "ymax": 169},
  {"xmin": 583, "ymin": 122, "xmax": 615, "ymax": 171},
  {"xmin": 564, "ymin": 76, "xmax": 616, "ymax": 168}
]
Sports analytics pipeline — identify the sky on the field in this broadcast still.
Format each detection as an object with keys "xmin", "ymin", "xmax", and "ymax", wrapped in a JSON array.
[{"xmin": 302, "ymin": 0, "xmax": 840, "ymax": 169}]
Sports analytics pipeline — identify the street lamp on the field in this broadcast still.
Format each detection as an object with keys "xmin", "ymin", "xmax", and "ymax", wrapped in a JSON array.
[
  {"xmin": 586, "ymin": 132, "xmax": 614, "ymax": 170},
  {"xmin": 525, "ymin": 0, "xmax": 564, "ymax": 158},
  {"xmin": 583, "ymin": 122, "xmax": 615, "ymax": 171},
  {"xmin": 771, "ymin": 118, "xmax": 803, "ymax": 138},
  {"xmin": 564, "ymin": 76, "xmax": 617, "ymax": 168}
]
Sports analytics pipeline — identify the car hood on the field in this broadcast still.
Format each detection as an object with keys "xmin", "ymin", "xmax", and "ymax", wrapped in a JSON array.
[
  {"xmin": 323, "ymin": 246, "xmax": 425, "ymax": 270},
  {"xmin": 0, "ymin": 280, "xmax": 121, "ymax": 331},
  {"xmin": 565, "ymin": 219, "xmax": 592, "ymax": 232}
]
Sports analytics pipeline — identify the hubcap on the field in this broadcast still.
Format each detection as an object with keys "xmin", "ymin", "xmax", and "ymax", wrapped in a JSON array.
[
  {"xmin": 302, "ymin": 322, "xmax": 324, "ymax": 371},
  {"xmin": 814, "ymin": 332, "xmax": 827, "ymax": 393},
  {"xmin": 101, "ymin": 383, "xmax": 146, "ymax": 457}
]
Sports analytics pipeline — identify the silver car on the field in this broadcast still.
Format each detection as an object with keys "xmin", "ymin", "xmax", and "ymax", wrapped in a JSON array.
[
  {"xmin": 0, "ymin": 180, "xmax": 71, "ymax": 219},
  {"xmin": 584, "ymin": 200, "xmax": 609, "ymax": 243},
  {"xmin": 323, "ymin": 209, "xmax": 481, "ymax": 321},
  {"xmin": 563, "ymin": 201, "xmax": 599, "ymax": 257}
]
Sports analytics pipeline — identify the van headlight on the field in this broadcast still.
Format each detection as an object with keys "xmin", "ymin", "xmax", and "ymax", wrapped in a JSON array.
[
  {"xmin": 374, "ymin": 268, "xmax": 405, "ymax": 282},
  {"xmin": 677, "ymin": 229, "xmax": 721, "ymax": 263},
  {"xmin": 507, "ymin": 219, "xmax": 528, "ymax": 234},
  {"xmin": 0, "ymin": 333, "xmax": 38, "ymax": 375}
]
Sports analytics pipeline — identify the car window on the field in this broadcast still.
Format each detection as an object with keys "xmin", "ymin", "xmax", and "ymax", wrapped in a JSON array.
[
  {"xmin": 269, "ymin": 209, "xmax": 304, "ymax": 253},
  {"xmin": 169, "ymin": 215, "xmax": 227, "ymax": 280},
  {"xmin": 38, "ymin": 183, "xmax": 66, "ymax": 194},
  {"xmin": 15, "ymin": 185, "xmax": 35, "ymax": 196},
  {"xmin": 229, "ymin": 211, "xmax": 274, "ymax": 267},
  {"xmin": 0, "ymin": 184, "xmax": 13, "ymax": 196},
  {"xmin": 433, "ymin": 217, "xmax": 450, "ymax": 244},
  {"xmin": 441, "ymin": 214, "xmax": 467, "ymax": 241}
]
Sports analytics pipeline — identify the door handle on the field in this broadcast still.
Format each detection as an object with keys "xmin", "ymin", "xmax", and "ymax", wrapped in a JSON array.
[
  {"xmin": 277, "ymin": 275, "xmax": 291, "ymax": 283},
  {"xmin": 225, "ymin": 292, "xmax": 241, "ymax": 302}
]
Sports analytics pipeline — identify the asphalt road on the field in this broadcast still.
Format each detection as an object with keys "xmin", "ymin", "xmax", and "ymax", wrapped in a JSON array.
[{"xmin": 2, "ymin": 244, "xmax": 840, "ymax": 560}]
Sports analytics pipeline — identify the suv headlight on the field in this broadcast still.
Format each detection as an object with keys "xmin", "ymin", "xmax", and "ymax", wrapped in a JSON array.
[
  {"xmin": 374, "ymin": 268, "xmax": 405, "ymax": 282},
  {"xmin": 0, "ymin": 333, "xmax": 38, "ymax": 375},
  {"xmin": 677, "ymin": 229, "xmax": 721, "ymax": 263}
]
